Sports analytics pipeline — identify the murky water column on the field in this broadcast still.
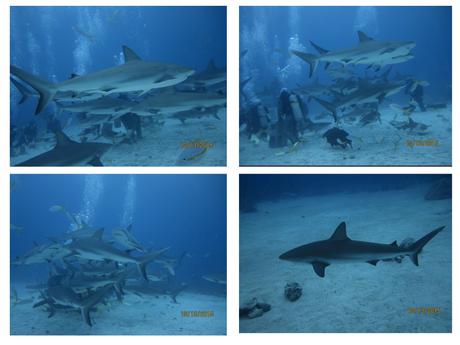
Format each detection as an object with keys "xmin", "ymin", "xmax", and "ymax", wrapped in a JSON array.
[
  {"xmin": 80, "ymin": 175, "xmax": 104, "ymax": 225},
  {"xmin": 121, "ymin": 175, "xmax": 136, "ymax": 227},
  {"xmin": 354, "ymin": 7, "xmax": 379, "ymax": 36}
]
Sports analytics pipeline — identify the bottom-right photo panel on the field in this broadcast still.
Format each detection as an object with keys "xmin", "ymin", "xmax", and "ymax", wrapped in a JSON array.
[{"xmin": 239, "ymin": 174, "xmax": 451, "ymax": 333}]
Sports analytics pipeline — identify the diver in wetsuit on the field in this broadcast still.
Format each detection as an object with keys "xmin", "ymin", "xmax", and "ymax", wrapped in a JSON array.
[
  {"xmin": 46, "ymin": 114, "xmax": 62, "ymax": 134},
  {"xmin": 120, "ymin": 113, "xmax": 142, "ymax": 142},
  {"xmin": 23, "ymin": 121, "xmax": 38, "ymax": 145},
  {"xmin": 405, "ymin": 80, "xmax": 426, "ymax": 112},
  {"xmin": 242, "ymin": 100, "xmax": 271, "ymax": 140},
  {"xmin": 270, "ymin": 89, "xmax": 308, "ymax": 148}
]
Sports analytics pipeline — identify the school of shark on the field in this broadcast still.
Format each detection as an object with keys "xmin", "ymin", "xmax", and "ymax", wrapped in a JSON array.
[
  {"xmin": 11, "ymin": 204, "xmax": 226, "ymax": 328},
  {"xmin": 10, "ymin": 46, "xmax": 227, "ymax": 166},
  {"xmin": 240, "ymin": 25, "xmax": 452, "ymax": 165}
]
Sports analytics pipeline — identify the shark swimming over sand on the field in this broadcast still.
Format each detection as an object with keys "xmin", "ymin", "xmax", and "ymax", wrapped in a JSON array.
[
  {"xmin": 131, "ymin": 91, "xmax": 227, "ymax": 116},
  {"xmin": 279, "ymin": 222, "xmax": 444, "ymax": 277},
  {"xmin": 10, "ymin": 45, "xmax": 195, "ymax": 114},
  {"xmin": 292, "ymin": 31, "xmax": 415, "ymax": 77},
  {"xmin": 15, "ymin": 130, "xmax": 111, "ymax": 167}
]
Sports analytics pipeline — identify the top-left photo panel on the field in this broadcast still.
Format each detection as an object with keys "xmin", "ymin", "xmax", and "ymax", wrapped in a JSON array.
[{"xmin": 10, "ymin": 6, "xmax": 227, "ymax": 167}]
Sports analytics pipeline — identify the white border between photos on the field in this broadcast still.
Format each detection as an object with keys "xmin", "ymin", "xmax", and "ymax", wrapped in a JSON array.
[{"xmin": 0, "ymin": 0, "xmax": 457, "ymax": 344}]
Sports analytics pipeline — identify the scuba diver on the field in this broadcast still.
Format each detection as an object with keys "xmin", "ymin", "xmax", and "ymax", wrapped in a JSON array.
[
  {"xmin": 405, "ymin": 79, "xmax": 427, "ymax": 112},
  {"xmin": 240, "ymin": 99, "xmax": 271, "ymax": 142},
  {"xmin": 23, "ymin": 121, "xmax": 38, "ymax": 145},
  {"xmin": 120, "ymin": 113, "xmax": 143, "ymax": 143},
  {"xmin": 46, "ymin": 114, "xmax": 62, "ymax": 134},
  {"xmin": 270, "ymin": 88, "xmax": 308, "ymax": 148}
]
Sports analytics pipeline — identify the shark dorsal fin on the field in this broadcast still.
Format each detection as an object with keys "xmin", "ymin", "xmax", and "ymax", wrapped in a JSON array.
[
  {"xmin": 206, "ymin": 59, "xmax": 217, "ymax": 72},
  {"xmin": 92, "ymin": 228, "xmax": 104, "ymax": 240},
  {"xmin": 122, "ymin": 45, "xmax": 142, "ymax": 63},
  {"xmin": 390, "ymin": 240, "xmax": 398, "ymax": 247},
  {"xmin": 329, "ymin": 222, "xmax": 349, "ymax": 240},
  {"xmin": 358, "ymin": 31, "xmax": 374, "ymax": 43},
  {"xmin": 54, "ymin": 130, "xmax": 76, "ymax": 147}
]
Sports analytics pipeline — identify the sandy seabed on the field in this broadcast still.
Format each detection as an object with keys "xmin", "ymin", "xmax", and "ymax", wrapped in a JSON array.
[
  {"xmin": 240, "ymin": 104, "xmax": 451, "ymax": 166},
  {"xmin": 240, "ymin": 186, "xmax": 451, "ymax": 332},
  {"xmin": 11, "ymin": 108, "xmax": 226, "ymax": 167},
  {"xmin": 11, "ymin": 286, "xmax": 226, "ymax": 335}
]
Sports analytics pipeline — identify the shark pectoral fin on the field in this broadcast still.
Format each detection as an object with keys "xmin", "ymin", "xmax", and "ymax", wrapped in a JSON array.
[
  {"xmin": 311, "ymin": 261, "xmax": 329, "ymax": 278},
  {"xmin": 81, "ymin": 307, "xmax": 92, "ymax": 327},
  {"xmin": 367, "ymin": 260, "xmax": 379, "ymax": 266},
  {"xmin": 409, "ymin": 254, "xmax": 419, "ymax": 266},
  {"xmin": 88, "ymin": 156, "xmax": 104, "ymax": 167}
]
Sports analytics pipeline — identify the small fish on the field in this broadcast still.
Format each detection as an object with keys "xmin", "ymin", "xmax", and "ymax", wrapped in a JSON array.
[{"xmin": 176, "ymin": 146, "xmax": 208, "ymax": 165}]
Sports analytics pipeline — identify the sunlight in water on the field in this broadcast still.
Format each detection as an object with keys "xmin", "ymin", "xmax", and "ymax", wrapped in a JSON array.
[
  {"xmin": 121, "ymin": 175, "xmax": 136, "ymax": 227},
  {"xmin": 80, "ymin": 175, "xmax": 104, "ymax": 225},
  {"xmin": 354, "ymin": 6, "xmax": 379, "ymax": 36}
]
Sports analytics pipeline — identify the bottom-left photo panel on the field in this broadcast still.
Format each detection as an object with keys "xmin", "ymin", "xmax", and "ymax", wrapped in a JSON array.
[{"xmin": 10, "ymin": 174, "xmax": 227, "ymax": 335}]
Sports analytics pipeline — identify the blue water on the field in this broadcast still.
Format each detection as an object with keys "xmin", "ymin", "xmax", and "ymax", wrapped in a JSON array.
[
  {"xmin": 240, "ymin": 6, "xmax": 451, "ymax": 100},
  {"xmin": 11, "ymin": 174, "xmax": 226, "ymax": 286},
  {"xmin": 10, "ymin": 6, "xmax": 227, "ymax": 126}
]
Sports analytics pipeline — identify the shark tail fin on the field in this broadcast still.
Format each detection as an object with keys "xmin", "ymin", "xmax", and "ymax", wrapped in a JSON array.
[
  {"xmin": 408, "ymin": 226, "xmax": 445, "ymax": 266},
  {"xmin": 10, "ymin": 77, "xmax": 35, "ymax": 104},
  {"xmin": 10, "ymin": 65, "xmax": 57, "ymax": 115},
  {"xmin": 291, "ymin": 50, "xmax": 318, "ymax": 78},
  {"xmin": 137, "ymin": 247, "xmax": 170, "ymax": 280}
]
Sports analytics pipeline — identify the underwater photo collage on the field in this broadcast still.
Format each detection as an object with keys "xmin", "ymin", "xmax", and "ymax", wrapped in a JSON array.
[{"xmin": 5, "ymin": 1, "xmax": 455, "ymax": 338}]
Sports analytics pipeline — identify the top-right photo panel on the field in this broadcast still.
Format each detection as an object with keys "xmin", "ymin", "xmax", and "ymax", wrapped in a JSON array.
[{"xmin": 239, "ymin": 6, "xmax": 452, "ymax": 166}]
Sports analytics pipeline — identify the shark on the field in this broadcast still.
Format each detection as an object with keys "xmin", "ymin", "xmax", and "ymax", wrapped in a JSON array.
[
  {"xmin": 202, "ymin": 273, "xmax": 226, "ymax": 285},
  {"xmin": 66, "ymin": 230, "xmax": 169, "ymax": 280},
  {"xmin": 58, "ymin": 96, "xmax": 135, "ymax": 117},
  {"xmin": 12, "ymin": 242, "xmax": 73, "ymax": 266},
  {"xmin": 170, "ymin": 105, "xmax": 221, "ymax": 123},
  {"xmin": 112, "ymin": 225, "xmax": 146, "ymax": 253},
  {"xmin": 34, "ymin": 283, "xmax": 114, "ymax": 326},
  {"xmin": 131, "ymin": 91, "xmax": 227, "ymax": 117},
  {"xmin": 312, "ymin": 80, "xmax": 405, "ymax": 122},
  {"xmin": 279, "ymin": 222, "xmax": 444, "ymax": 277},
  {"xmin": 10, "ymin": 45, "xmax": 195, "ymax": 114},
  {"xmin": 11, "ymin": 76, "xmax": 104, "ymax": 105},
  {"xmin": 14, "ymin": 130, "xmax": 111, "ymax": 167},
  {"xmin": 179, "ymin": 59, "xmax": 226, "ymax": 90},
  {"xmin": 291, "ymin": 31, "xmax": 416, "ymax": 77}
]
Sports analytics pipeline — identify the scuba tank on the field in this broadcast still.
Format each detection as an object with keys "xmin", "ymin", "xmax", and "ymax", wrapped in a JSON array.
[{"xmin": 289, "ymin": 94, "xmax": 304, "ymax": 123}]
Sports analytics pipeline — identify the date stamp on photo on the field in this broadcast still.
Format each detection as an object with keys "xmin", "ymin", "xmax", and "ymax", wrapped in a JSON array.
[
  {"xmin": 181, "ymin": 141, "xmax": 214, "ymax": 149},
  {"xmin": 181, "ymin": 310, "xmax": 214, "ymax": 318},
  {"xmin": 406, "ymin": 139, "xmax": 439, "ymax": 148},
  {"xmin": 408, "ymin": 307, "xmax": 441, "ymax": 314}
]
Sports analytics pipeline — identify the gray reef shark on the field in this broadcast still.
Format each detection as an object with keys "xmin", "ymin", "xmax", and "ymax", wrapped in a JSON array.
[
  {"xmin": 131, "ymin": 91, "xmax": 226, "ymax": 116},
  {"xmin": 279, "ymin": 222, "xmax": 444, "ymax": 277},
  {"xmin": 10, "ymin": 45, "xmax": 195, "ymax": 114},
  {"xmin": 15, "ymin": 130, "xmax": 111, "ymax": 166},
  {"xmin": 66, "ymin": 230, "xmax": 169, "ymax": 280},
  {"xmin": 112, "ymin": 225, "xmax": 146, "ymax": 253},
  {"xmin": 292, "ymin": 31, "xmax": 415, "ymax": 77}
]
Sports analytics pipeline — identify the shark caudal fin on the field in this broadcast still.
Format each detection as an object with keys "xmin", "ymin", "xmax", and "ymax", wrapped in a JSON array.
[
  {"xmin": 291, "ymin": 50, "xmax": 318, "ymax": 78},
  {"xmin": 408, "ymin": 226, "xmax": 445, "ymax": 266},
  {"xmin": 10, "ymin": 77, "xmax": 35, "ymax": 104},
  {"xmin": 137, "ymin": 247, "xmax": 170, "ymax": 280},
  {"xmin": 10, "ymin": 66, "xmax": 57, "ymax": 115}
]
